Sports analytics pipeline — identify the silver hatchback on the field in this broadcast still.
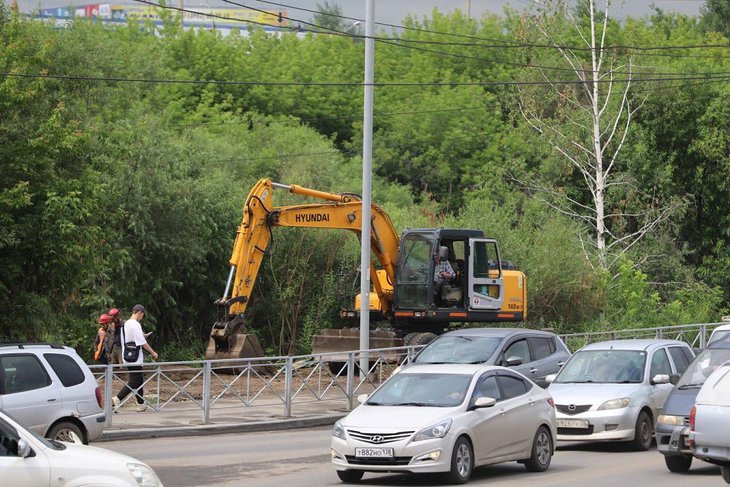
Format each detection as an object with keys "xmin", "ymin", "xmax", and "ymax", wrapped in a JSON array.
[
  {"xmin": 0, "ymin": 344, "xmax": 105, "ymax": 444},
  {"xmin": 547, "ymin": 339, "xmax": 694, "ymax": 450}
]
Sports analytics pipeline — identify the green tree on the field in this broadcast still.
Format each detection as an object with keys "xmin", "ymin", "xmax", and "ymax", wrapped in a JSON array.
[
  {"xmin": 701, "ymin": 0, "xmax": 730, "ymax": 38},
  {"xmin": 311, "ymin": 1, "xmax": 360, "ymax": 34}
]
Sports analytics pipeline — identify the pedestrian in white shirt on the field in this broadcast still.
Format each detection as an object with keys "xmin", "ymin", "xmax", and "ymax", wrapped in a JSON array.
[{"xmin": 112, "ymin": 304, "xmax": 158, "ymax": 412}]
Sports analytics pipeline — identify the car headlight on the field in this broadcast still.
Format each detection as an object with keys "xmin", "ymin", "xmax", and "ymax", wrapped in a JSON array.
[
  {"xmin": 332, "ymin": 420, "xmax": 346, "ymax": 440},
  {"xmin": 412, "ymin": 419, "xmax": 452, "ymax": 442},
  {"xmin": 127, "ymin": 462, "xmax": 162, "ymax": 487},
  {"xmin": 598, "ymin": 398, "xmax": 631, "ymax": 410},
  {"xmin": 657, "ymin": 414, "xmax": 685, "ymax": 426}
]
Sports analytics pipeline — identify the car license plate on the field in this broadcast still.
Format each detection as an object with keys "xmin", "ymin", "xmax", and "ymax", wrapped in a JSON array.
[
  {"xmin": 557, "ymin": 419, "xmax": 589, "ymax": 429},
  {"xmin": 355, "ymin": 447, "xmax": 394, "ymax": 458}
]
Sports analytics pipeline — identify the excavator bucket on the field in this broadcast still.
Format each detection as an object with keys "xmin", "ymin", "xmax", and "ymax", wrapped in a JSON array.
[
  {"xmin": 205, "ymin": 332, "xmax": 265, "ymax": 361},
  {"xmin": 206, "ymin": 298, "xmax": 266, "ymax": 361}
]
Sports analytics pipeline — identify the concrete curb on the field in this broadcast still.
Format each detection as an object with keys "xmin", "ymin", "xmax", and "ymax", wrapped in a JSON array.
[{"xmin": 98, "ymin": 414, "xmax": 344, "ymax": 441}]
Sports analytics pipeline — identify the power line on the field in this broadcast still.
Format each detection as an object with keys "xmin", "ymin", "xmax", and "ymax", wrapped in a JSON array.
[
  {"xmin": 171, "ymin": 76, "xmax": 730, "ymax": 129},
  {"xmin": 129, "ymin": 0, "xmax": 293, "ymax": 31},
  {"xmin": 388, "ymin": 37, "xmax": 730, "ymax": 61},
  {"xmin": 37, "ymin": 0, "xmax": 726, "ymax": 61},
  {"xmin": 250, "ymin": 0, "xmax": 729, "ymax": 54},
  {"xmin": 127, "ymin": 0, "xmax": 729, "ymax": 78},
  {"xmin": 1, "ymin": 72, "xmax": 359, "ymax": 86},
  {"xmin": 138, "ymin": 0, "xmax": 582, "ymax": 75},
  {"xmin": 6, "ymin": 71, "xmax": 730, "ymax": 87},
  {"xmin": 213, "ymin": 0, "xmax": 727, "ymax": 76}
]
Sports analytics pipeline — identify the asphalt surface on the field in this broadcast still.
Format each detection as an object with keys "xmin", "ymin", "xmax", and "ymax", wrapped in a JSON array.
[{"xmin": 104, "ymin": 426, "xmax": 725, "ymax": 487}]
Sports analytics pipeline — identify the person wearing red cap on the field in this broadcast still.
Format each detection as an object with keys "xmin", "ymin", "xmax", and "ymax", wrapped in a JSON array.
[
  {"xmin": 93, "ymin": 314, "xmax": 111, "ymax": 364},
  {"xmin": 107, "ymin": 308, "xmax": 124, "ymax": 366}
]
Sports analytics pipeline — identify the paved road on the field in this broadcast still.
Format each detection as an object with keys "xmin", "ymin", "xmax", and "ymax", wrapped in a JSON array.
[{"xmin": 103, "ymin": 427, "xmax": 723, "ymax": 487}]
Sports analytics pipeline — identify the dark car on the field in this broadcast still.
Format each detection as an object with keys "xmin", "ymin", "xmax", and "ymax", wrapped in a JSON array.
[
  {"xmin": 656, "ymin": 340, "xmax": 730, "ymax": 472},
  {"xmin": 409, "ymin": 328, "xmax": 571, "ymax": 387}
]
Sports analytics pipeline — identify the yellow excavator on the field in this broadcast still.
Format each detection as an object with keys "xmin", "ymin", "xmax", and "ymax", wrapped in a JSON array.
[{"xmin": 205, "ymin": 178, "xmax": 527, "ymax": 360}]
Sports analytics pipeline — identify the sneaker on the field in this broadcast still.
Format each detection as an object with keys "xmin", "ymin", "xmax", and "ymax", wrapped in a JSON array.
[
  {"xmin": 112, "ymin": 396, "xmax": 120, "ymax": 413},
  {"xmin": 136, "ymin": 404, "xmax": 148, "ymax": 413}
]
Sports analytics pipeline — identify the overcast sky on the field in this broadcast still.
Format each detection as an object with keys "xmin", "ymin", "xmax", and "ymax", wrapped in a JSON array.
[{"xmin": 10, "ymin": 0, "xmax": 703, "ymax": 20}]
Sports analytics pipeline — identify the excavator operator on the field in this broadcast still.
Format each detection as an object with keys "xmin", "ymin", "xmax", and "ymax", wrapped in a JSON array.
[{"xmin": 433, "ymin": 245, "xmax": 455, "ymax": 304}]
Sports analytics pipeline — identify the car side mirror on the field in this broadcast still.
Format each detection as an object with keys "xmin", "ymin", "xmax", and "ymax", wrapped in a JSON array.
[
  {"xmin": 357, "ymin": 394, "xmax": 369, "ymax": 404},
  {"xmin": 17, "ymin": 439, "xmax": 31, "ymax": 458},
  {"xmin": 545, "ymin": 374, "xmax": 557, "ymax": 384},
  {"xmin": 469, "ymin": 396, "xmax": 497, "ymax": 410},
  {"xmin": 669, "ymin": 373, "xmax": 681, "ymax": 385},
  {"xmin": 651, "ymin": 374, "xmax": 670, "ymax": 385},
  {"xmin": 505, "ymin": 356, "xmax": 523, "ymax": 367}
]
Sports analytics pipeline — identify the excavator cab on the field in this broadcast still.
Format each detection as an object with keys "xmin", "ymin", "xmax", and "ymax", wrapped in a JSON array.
[
  {"xmin": 394, "ymin": 229, "xmax": 478, "ymax": 311},
  {"xmin": 392, "ymin": 229, "xmax": 525, "ymax": 328}
]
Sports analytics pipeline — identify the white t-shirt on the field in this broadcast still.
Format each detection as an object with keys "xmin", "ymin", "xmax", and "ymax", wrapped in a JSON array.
[{"xmin": 121, "ymin": 318, "xmax": 147, "ymax": 366}]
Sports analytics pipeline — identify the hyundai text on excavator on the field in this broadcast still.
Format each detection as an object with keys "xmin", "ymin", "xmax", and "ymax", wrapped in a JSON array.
[{"xmin": 205, "ymin": 178, "xmax": 527, "ymax": 360}]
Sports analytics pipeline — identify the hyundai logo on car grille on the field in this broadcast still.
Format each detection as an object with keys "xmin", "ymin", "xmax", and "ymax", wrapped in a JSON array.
[{"xmin": 348, "ymin": 429, "xmax": 414, "ymax": 445}]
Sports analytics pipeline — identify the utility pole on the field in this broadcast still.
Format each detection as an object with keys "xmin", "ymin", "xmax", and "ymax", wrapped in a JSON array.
[
  {"xmin": 359, "ymin": 0, "xmax": 374, "ymax": 381},
  {"xmin": 179, "ymin": 0, "xmax": 184, "ymax": 27}
]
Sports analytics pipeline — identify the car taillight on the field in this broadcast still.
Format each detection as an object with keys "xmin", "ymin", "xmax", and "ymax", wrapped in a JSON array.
[
  {"xmin": 95, "ymin": 386, "xmax": 104, "ymax": 408},
  {"xmin": 547, "ymin": 397, "xmax": 555, "ymax": 408},
  {"xmin": 689, "ymin": 406, "xmax": 696, "ymax": 431}
]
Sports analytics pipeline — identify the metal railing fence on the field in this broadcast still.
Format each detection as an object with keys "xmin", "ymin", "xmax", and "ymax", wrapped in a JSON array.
[
  {"xmin": 559, "ymin": 321, "xmax": 725, "ymax": 352},
  {"xmin": 91, "ymin": 321, "xmax": 727, "ymax": 427},
  {"xmin": 90, "ymin": 345, "xmax": 422, "ymax": 426}
]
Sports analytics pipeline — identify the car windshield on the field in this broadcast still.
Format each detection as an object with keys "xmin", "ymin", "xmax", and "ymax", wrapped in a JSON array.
[
  {"xmin": 367, "ymin": 372, "xmax": 472, "ymax": 407},
  {"xmin": 555, "ymin": 350, "xmax": 646, "ymax": 384},
  {"xmin": 414, "ymin": 336, "xmax": 502, "ymax": 364},
  {"xmin": 676, "ymin": 348, "xmax": 730, "ymax": 388},
  {"xmin": 709, "ymin": 330, "xmax": 730, "ymax": 345}
]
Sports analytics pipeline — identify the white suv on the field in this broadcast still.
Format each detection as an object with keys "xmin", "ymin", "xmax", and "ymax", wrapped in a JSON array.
[{"xmin": 0, "ymin": 343, "xmax": 105, "ymax": 444}]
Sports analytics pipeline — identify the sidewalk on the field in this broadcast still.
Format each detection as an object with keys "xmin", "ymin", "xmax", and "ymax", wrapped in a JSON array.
[{"xmin": 98, "ymin": 398, "xmax": 349, "ymax": 442}]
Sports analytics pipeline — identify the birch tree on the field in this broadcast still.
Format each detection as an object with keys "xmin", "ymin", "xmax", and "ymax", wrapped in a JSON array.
[{"xmin": 516, "ymin": 0, "xmax": 677, "ymax": 270}]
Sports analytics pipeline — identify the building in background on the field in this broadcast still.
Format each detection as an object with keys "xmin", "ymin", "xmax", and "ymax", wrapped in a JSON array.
[{"xmin": 36, "ymin": 3, "xmax": 290, "ymax": 34}]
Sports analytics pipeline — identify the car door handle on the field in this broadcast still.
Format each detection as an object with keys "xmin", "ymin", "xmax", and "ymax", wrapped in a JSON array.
[
  {"xmin": 499, "ymin": 408, "xmax": 507, "ymax": 415},
  {"xmin": 47, "ymin": 398, "xmax": 57, "ymax": 402},
  {"xmin": 557, "ymin": 361, "xmax": 565, "ymax": 367},
  {"xmin": 530, "ymin": 368, "xmax": 538, "ymax": 374}
]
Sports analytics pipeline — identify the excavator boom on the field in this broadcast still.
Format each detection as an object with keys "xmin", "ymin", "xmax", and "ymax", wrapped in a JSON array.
[{"xmin": 206, "ymin": 179, "xmax": 400, "ymax": 359}]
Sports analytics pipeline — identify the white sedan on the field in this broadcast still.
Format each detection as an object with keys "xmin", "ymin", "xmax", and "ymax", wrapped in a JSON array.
[
  {"xmin": 0, "ymin": 410, "xmax": 163, "ymax": 487},
  {"xmin": 331, "ymin": 364, "xmax": 557, "ymax": 484}
]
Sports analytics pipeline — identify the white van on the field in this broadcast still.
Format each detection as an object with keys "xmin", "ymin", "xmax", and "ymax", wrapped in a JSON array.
[{"xmin": 708, "ymin": 324, "xmax": 730, "ymax": 346}]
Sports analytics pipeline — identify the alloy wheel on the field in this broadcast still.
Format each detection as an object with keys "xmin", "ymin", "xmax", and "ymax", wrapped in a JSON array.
[
  {"xmin": 536, "ymin": 430, "xmax": 551, "ymax": 466},
  {"xmin": 455, "ymin": 441, "xmax": 472, "ymax": 478}
]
